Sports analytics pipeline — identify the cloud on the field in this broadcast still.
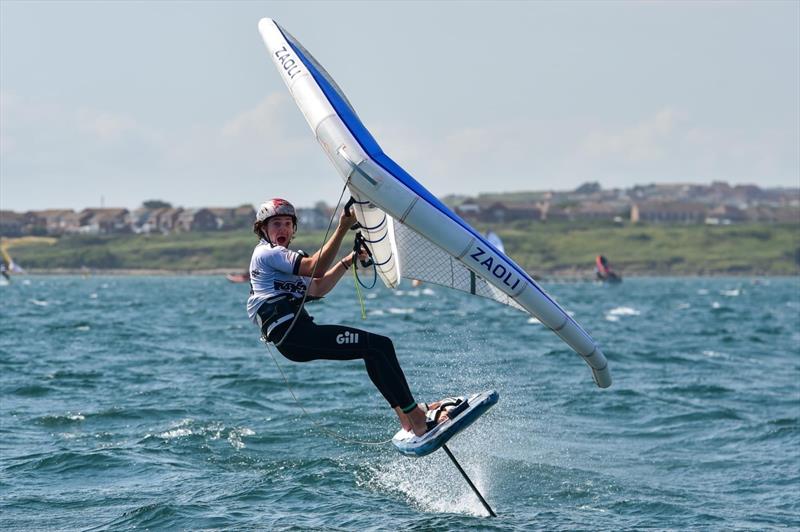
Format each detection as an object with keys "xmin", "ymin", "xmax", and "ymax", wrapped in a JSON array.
[
  {"xmin": 580, "ymin": 107, "xmax": 688, "ymax": 163},
  {"xmin": 76, "ymin": 108, "xmax": 140, "ymax": 142},
  {"xmin": 371, "ymin": 118, "xmax": 573, "ymax": 195},
  {"xmin": 217, "ymin": 92, "xmax": 311, "ymax": 162},
  {"xmin": 575, "ymin": 108, "xmax": 797, "ymax": 184},
  {"xmin": 221, "ymin": 92, "xmax": 290, "ymax": 141},
  {"xmin": 369, "ymin": 106, "xmax": 797, "ymax": 195},
  {"xmin": 1, "ymin": 89, "xmax": 796, "ymax": 212},
  {"xmin": 0, "ymin": 90, "xmax": 333, "ymax": 210},
  {"xmin": 159, "ymin": 92, "xmax": 326, "ymax": 192},
  {"xmin": 1, "ymin": 90, "xmax": 163, "ymax": 167}
]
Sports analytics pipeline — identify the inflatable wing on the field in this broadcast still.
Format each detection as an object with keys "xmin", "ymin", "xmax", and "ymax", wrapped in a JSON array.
[{"xmin": 258, "ymin": 19, "xmax": 611, "ymax": 388}]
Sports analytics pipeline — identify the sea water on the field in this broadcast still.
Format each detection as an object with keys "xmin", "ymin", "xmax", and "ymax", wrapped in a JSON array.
[{"xmin": 1, "ymin": 276, "xmax": 798, "ymax": 530}]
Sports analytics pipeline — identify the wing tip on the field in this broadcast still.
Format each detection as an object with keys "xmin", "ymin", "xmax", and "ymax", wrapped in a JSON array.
[
  {"xmin": 592, "ymin": 367, "xmax": 613, "ymax": 388},
  {"xmin": 258, "ymin": 17, "xmax": 276, "ymax": 32}
]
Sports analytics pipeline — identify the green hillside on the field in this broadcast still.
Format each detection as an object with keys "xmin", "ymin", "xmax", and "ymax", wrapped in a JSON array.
[{"xmin": 5, "ymin": 222, "xmax": 799, "ymax": 276}]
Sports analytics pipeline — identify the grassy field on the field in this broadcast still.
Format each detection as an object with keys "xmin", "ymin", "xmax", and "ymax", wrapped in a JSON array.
[{"xmin": 3, "ymin": 222, "xmax": 798, "ymax": 276}]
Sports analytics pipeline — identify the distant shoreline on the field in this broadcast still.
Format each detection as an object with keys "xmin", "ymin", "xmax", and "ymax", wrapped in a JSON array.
[
  {"xmin": 21, "ymin": 268, "xmax": 239, "ymax": 276},
  {"xmin": 17, "ymin": 268, "xmax": 795, "ymax": 279},
  {"xmin": 7, "ymin": 223, "xmax": 798, "ymax": 277}
]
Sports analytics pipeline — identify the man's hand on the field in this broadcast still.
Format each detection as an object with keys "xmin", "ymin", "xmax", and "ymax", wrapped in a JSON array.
[
  {"xmin": 339, "ymin": 209, "xmax": 358, "ymax": 230},
  {"xmin": 355, "ymin": 248, "xmax": 370, "ymax": 266}
]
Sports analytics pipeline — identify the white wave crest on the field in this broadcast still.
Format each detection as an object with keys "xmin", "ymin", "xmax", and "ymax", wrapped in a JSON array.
[
  {"xmin": 154, "ymin": 419, "xmax": 254, "ymax": 449},
  {"xmin": 606, "ymin": 306, "xmax": 641, "ymax": 321},
  {"xmin": 608, "ymin": 307, "xmax": 641, "ymax": 316}
]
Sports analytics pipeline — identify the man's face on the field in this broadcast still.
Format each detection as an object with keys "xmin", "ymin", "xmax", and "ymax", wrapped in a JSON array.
[{"xmin": 266, "ymin": 216, "xmax": 295, "ymax": 246}]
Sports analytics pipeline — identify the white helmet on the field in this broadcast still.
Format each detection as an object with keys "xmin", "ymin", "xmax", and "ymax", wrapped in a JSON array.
[{"xmin": 256, "ymin": 198, "xmax": 296, "ymax": 223}]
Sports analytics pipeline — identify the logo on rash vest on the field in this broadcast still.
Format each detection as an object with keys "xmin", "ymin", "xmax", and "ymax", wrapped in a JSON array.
[
  {"xmin": 274, "ymin": 46, "xmax": 302, "ymax": 79},
  {"xmin": 336, "ymin": 331, "xmax": 359, "ymax": 345},
  {"xmin": 468, "ymin": 246, "xmax": 522, "ymax": 291},
  {"xmin": 274, "ymin": 279, "xmax": 306, "ymax": 294}
]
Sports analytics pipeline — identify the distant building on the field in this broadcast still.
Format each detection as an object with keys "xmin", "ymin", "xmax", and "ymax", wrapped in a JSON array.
[
  {"xmin": 130, "ymin": 208, "xmax": 156, "ymax": 234},
  {"xmin": 631, "ymin": 202, "xmax": 707, "ymax": 224},
  {"xmin": 570, "ymin": 202, "xmax": 627, "ymax": 221},
  {"xmin": 129, "ymin": 206, "xmax": 186, "ymax": 234},
  {"xmin": 234, "ymin": 205, "xmax": 256, "ymax": 227},
  {"xmin": 3, "ymin": 211, "xmax": 45, "ymax": 235},
  {"xmin": 539, "ymin": 202, "xmax": 570, "ymax": 222},
  {"xmin": 157, "ymin": 208, "xmax": 183, "ymax": 233},
  {"xmin": 454, "ymin": 200, "xmax": 481, "ymax": 219},
  {"xmin": 747, "ymin": 205, "xmax": 800, "ymax": 224},
  {"xmin": 296, "ymin": 207, "xmax": 330, "ymax": 230},
  {"xmin": 175, "ymin": 208, "xmax": 217, "ymax": 232},
  {"xmin": 30, "ymin": 209, "xmax": 77, "ymax": 235},
  {"xmin": 0, "ymin": 211, "xmax": 26, "ymax": 236},
  {"xmin": 1, "ymin": 181, "xmax": 796, "ymax": 237},
  {"xmin": 208, "ymin": 206, "xmax": 255, "ymax": 230},
  {"xmin": 77, "ymin": 208, "xmax": 130, "ymax": 234},
  {"xmin": 705, "ymin": 205, "xmax": 747, "ymax": 225},
  {"xmin": 481, "ymin": 202, "xmax": 543, "ymax": 223},
  {"xmin": 61, "ymin": 210, "xmax": 92, "ymax": 233}
]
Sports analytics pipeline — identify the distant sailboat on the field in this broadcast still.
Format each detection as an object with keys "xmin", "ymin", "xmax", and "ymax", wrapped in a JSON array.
[
  {"xmin": 595, "ymin": 255, "xmax": 622, "ymax": 284},
  {"xmin": 1, "ymin": 244, "xmax": 24, "ymax": 282},
  {"xmin": 486, "ymin": 231, "xmax": 505, "ymax": 254}
]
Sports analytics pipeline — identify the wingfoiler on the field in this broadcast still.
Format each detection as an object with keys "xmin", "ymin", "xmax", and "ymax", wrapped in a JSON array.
[{"xmin": 256, "ymin": 19, "xmax": 611, "ymax": 389}]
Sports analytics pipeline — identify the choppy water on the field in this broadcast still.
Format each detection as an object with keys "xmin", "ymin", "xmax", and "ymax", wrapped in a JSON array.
[{"xmin": 1, "ymin": 276, "xmax": 798, "ymax": 530}]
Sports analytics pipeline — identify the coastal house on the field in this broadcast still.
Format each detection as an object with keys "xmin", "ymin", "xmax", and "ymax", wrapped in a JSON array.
[
  {"xmin": 207, "ymin": 208, "xmax": 233, "ymax": 230},
  {"xmin": 747, "ymin": 205, "xmax": 800, "ymax": 224},
  {"xmin": 234, "ymin": 205, "xmax": 256, "ymax": 227},
  {"xmin": 175, "ymin": 208, "xmax": 217, "ymax": 232},
  {"xmin": 0, "ymin": 210, "xmax": 52, "ymax": 236},
  {"xmin": 540, "ymin": 202, "xmax": 571, "ymax": 222},
  {"xmin": 480, "ymin": 202, "xmax": 543, "ymax": 223},
  {"xmin": 130, "ymin": 208, "xmax": 155, "ymax": 234},
  {"xmin": 570, "ymin": 202, "xmax": 627, "ymax": 221},
  {"xmin": 296, "ymin": 206, "xmax": 331, "ymax": 230},
  {"xmin": 30, "ymin": 209, "xmax": 77, "ymax": 235},
  {"xmin": 129, "ymin": 207, "xmax": 180, "ymax": 234},
  {"xmin": 453, "ymin": 199, "xmax": 543, "ymax": 223},
  {"xmin": 0, "ymin": 210, "xmax": 26, "ymax": 236},
  {"xmin": 628, "ymin": 183, "xmax": 694, "ymax": 203},
  {"xmin": 731, "ymin": 184, "xmax": 763, "ymax": 205},
  {"xmin": 80, "ymin": 208, "xmax": 131, "ymax": 234},
  {"xmin": 60, "ymin": 210, "xmax": 93, "ymax": 233},
  {"xmin": 705, "ymin": 205, "xmax": 747, "ymax": 225},
  {"xmin": 207, "ymin": 206, "xmax": 255, "ymax": 230},
  {"xmin": 631, "ymin": 202, "xmax": 708, "ymax": 224},
  {"xmin": 454, "ymin": 200, "xmax": 481, "ymax": 221},
  {"xmin": 157, "ymin": 208, "xmax": 183, "ymax": 233},
  {"xmin": 18, "ymin": 212, "xmax": 47, "ymax": 235}
]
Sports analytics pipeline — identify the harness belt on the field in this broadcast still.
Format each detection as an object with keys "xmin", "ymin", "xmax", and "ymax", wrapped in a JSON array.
[
  {"xmin": 256, "ymin": 295, "xmax": 308, "ymax": 342},
  {"xmin": 265, "ymin": 314, "xmax": 294, "ymax": 338}
]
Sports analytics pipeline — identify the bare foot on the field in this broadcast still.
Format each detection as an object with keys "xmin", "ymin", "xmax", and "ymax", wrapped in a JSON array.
[
  {"xmin": 407, "ymin": 404, "xmax": 449, "ymax": 437},
  {"xmin": 394, "ymin": 407, "xmax": 413, "ymax": 432}
]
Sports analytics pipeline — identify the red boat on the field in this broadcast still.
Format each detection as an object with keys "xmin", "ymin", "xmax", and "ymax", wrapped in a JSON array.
[{"xmin": 225, "ymin": 272, "xmax": 250, "ymax": 283}]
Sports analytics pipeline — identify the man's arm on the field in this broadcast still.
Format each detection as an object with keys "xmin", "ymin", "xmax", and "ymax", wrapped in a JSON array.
[
  {"xmin": 308, "ymin": 253, "xmax": 354, "ymax": 297},
  {"xmin": 296, "ymin": 210, "xmax": 356, "ymax": 278}
]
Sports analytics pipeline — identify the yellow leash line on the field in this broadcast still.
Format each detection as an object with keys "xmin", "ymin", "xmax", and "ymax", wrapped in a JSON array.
[{"xmin": 351, "ymin": 261, "xmax": 367, "ymax": 320}]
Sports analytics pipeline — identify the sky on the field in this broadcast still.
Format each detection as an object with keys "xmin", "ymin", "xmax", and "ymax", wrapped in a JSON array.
[{"xmin": 1, "ymin": 1, "xmax": 798, "ymax": 211}]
